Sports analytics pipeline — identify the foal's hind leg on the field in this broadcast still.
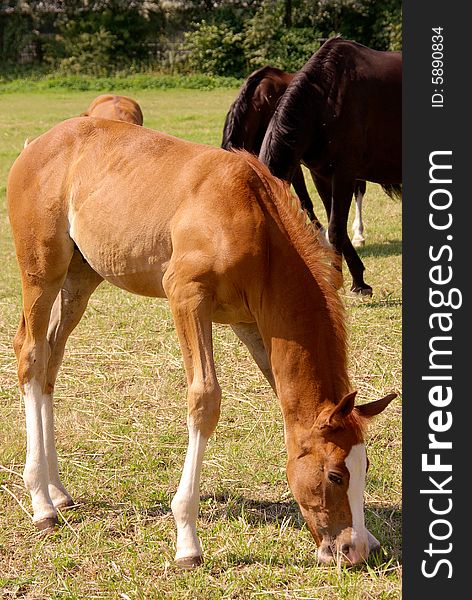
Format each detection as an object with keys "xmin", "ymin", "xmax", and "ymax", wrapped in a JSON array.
[
  {"xmin": 231, "ymin": 323, "xmax": 276, "ymax": 394},
  {"xmin": 13, "ymin": 234, "xmax": 74, "ymax": 528},
  {"xmin": 43, "ymin": 251, "xmax": 103, "ymax": 511},
  {"xmin": 14, "ymin": 246, "xmax": 102, "ymax": 528},
  {"xmin": 163, "ymin": 268, "xmax": 222, "ymax": 568}
]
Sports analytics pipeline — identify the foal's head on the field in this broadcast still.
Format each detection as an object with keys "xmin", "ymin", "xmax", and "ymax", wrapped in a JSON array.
[{"xmin": 286, "ymin": 391, "xmax": 396, "ymax": 565}]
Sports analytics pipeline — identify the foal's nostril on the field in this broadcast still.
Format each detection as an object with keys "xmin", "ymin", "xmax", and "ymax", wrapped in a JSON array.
[
  {"xmin": 341, "ymin": 544, "xmax": 351, "ymax": 556},
  {"xmin": 317, "ymin": 543, "xmax": 335, "ymax": 564}
]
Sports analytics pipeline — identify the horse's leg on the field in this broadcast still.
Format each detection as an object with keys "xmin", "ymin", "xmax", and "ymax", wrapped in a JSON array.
[
  {"xmin": 13, "ymin": 227, "xmax": 74, "ymax": 529},
  {"xmin": 230, "ymin": 322, "xmax": 276, "ymax": 394},
  {"xmin": 163, "ymin": 270, "xmax": 222, "ymax": 568},
  {"xmin": 310, "ymin": 173, "xmax": 345, "ymax": 289},
  {"xmin": 311, "ymin": 172, "xmax": 332, "ymax": 223},
  {"xmin": 44, "ymin": 251, "xmax": 103, "ymax": 510},
  {"xmin": 352, "ymin": 181, "xmax": 366, "ymax": 247},
  {"xmin": 292, "ymin": 165, "xmax": 318, "ymax": 225},
  {"xmin": 329, "ymin": 174, "xmax": 372, "ymax": 295}
]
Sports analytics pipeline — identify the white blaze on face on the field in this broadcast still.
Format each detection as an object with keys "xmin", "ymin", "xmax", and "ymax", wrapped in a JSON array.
[{"xmin": 344, "ymin": 443, "xmax": 368, "ymax": 555}]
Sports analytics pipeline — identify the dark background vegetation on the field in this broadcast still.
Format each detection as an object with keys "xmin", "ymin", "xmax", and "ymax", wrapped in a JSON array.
[{"xmin": 1, "ymin": 0, "xmax": 402, "ymax": 79}]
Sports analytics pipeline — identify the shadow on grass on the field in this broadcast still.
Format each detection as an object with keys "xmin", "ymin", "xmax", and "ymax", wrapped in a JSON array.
[
  {"xmin": 67, "ymin": 493, "xmax": 401, "ymax": 566},
  {"xmin": 66, "ymin": 496, "xmax": 171, "ymax": 522},
  {"xmin": 201, "ymin": 492, "xmax": 303, "ymax": 527},
  {"xmin": 357, "ymin": 238, "xmax": 402, "ymax": 258}
]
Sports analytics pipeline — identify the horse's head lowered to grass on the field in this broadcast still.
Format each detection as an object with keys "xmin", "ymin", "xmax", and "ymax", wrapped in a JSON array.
[{"xmin": 286, "ymin": 390, "xmax": 396, "ymax": 564}]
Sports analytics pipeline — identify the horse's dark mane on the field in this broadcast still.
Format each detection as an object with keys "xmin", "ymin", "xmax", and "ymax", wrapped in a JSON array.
[
  {"xmin": 221, "ymin": 66, "xmax": 288, "ymax": 151},
  {"xmin": 260, "ymin": 37, "xmax": 358, "ymax": 179}
]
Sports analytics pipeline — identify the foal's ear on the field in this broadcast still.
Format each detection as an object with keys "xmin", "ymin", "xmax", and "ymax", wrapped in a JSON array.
[
  {"xmin": 321, "ymin": 391, "xmax": 357, "ymax": 429},
  {"xmin": 354, "ymin": 393, "xmax": 397, "ymax": 419}
]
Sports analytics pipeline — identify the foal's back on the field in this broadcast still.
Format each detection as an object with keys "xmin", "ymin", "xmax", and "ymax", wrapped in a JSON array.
[{"xmin": 8, "ymin": 118, "xmax": 268, "ymax": 319}]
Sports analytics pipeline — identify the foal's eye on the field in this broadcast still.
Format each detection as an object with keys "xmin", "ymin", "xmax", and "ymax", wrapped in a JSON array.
[{"xmin": 328, "ymin": 472, "xmax": 343, "ymax": 485}]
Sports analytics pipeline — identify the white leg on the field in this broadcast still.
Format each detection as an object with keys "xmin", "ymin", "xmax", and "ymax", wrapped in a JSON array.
[
  {"xmin": 352, "ymin": 189, "xmax": 365, "ymax": 247},
  {"xmin": 43, "ymin": 396, "xmax": 73, "ymax": 509},
  {"xmin": 163, "ymin": 269, "xmax": 221, "ymax": 568},
  {"xmin": 171, "ymin": 417, "xmax": 208, "ymax": 567},
  {"xmin": 23, "ymin": 379, "xmax": 57, "ymax": 527}
]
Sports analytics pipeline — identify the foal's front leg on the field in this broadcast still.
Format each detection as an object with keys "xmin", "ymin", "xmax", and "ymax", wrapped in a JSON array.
[{"xmin": 164, "ymin": 274, "xmax": 222, "ymax": 568}]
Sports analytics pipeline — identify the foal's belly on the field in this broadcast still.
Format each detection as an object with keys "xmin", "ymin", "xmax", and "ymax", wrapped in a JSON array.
[{"xmin": 69, "ymin": 205, "xmax": 173, "ymax": 299}]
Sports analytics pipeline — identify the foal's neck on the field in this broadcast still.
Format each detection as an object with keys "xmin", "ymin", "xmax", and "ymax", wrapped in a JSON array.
[{"xmin": 257, "ymin": 242, "xmax": 350, "ymax": 443}]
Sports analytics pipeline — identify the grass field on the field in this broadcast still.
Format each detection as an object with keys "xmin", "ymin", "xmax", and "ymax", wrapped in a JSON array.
[{"xmin": 0, "ymin": 89, "xmax": 402, "ymax": 599}]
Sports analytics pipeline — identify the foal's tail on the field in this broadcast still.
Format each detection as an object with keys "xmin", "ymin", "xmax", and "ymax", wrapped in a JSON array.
[
  {"xmin": 222, "ymin": 66, "xmax": 286, "ymax": 151},
  {"xmin": 381, "ymin": 183, "xmax": 402, "ymax": 200}
]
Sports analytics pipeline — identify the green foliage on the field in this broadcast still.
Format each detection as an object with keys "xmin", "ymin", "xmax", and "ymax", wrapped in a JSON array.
[
  {"xmin": 370, "ymin": 1, "xmax": 402, "ymax": 50},
  {"xmin": 0, "ymin": 11, "xmax": 36, "ymax": 64},
  {"xmin": 183, "ymin": 20, "xmax": 246, "ymax": 77},
  {"xmin": 313, "ymin": 0, "xmax": 402, "ymax": 50},
  {"xmin": 0, "ymin": 0, "xmax": 402, "ymax": 78},
  {"xmin": 55, "ymin": 27, "xmax": 118, "ymax": 76},
  {"xmin": 43, "ymin": 5, "xmax": 161, "ymax": 75},
  {"xmin": 243, "ymin": 2, "xmax": 322, "ymax": 72}
]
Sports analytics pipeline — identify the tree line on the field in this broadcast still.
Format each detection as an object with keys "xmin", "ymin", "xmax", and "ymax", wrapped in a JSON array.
[{"xmin": 1, "ymin": 0, "xmax": 402, "ymax": 78}]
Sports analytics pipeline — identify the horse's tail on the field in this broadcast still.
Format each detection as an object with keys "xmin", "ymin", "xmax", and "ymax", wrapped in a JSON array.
[
  {"xmin": 222, "ymin": 66, "xmax": 283, "ymax": 151},
  {"xmin": 381, "ymin": 183, "xmax": 402, "ymax": 200}
]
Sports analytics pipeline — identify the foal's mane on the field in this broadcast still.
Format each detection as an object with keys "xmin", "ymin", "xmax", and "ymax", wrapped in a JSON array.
[
  {"xmin": 239, "ymin": 151, "xmax": 351, "ymax": 399},
  {"xmin": 222, "ymin": 66, "xmax": 287, "ymax": 151}
]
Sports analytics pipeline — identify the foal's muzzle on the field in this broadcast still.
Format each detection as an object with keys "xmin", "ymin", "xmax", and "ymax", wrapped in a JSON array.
[{"xmin": 317, "ymin": 529, "xmax": 380, "ymax": 566}]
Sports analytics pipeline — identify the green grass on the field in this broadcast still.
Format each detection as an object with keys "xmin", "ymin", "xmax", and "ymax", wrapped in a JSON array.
[
  {"xmin": 0, "ymin": 73, "xmax": 242, "ymax": 93},
  {"xmin": 0, "ymin": 89, "xmax": 401, "ymax": 599}
]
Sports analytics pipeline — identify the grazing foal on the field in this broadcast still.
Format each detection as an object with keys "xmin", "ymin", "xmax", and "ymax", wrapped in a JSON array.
[
  {"xmin": 81, "ymin": 94, "xmax": 144, "ymax": 125},
  {"xmin": 8, "ymin": 118, "xmax": 394, "ymax": 566}
]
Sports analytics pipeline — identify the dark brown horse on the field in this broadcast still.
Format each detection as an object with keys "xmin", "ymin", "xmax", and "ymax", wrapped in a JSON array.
[
  {"xmin": 259, "ymin": 38, "xmax": 402, "ymax": 294},
  {"xmin": 222, "ymin": 67, "xmax": 316, "ymax": 222},
  {"xmin": 222, "ymin": 65, "xmax": 368, "ymax": 243}
]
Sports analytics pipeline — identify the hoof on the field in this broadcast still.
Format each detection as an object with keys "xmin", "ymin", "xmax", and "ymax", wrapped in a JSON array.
[
  {"xmin": 175, "ymin": 555, "xmax": 203, "ymax": 570},
  {"xmin": 350, "ymin": 284, "xmax": 373, "ymax": 296},
  {"xmin": 35, "ymin": 516, "xmax": 59, "ymax": 532},
  {"xmin": 352, "ymin": 239, "xmax": 365, "ymax": 248},
  {"xmin": 55, "ymin": 497, "xmax": 75, "ymax": 511}
]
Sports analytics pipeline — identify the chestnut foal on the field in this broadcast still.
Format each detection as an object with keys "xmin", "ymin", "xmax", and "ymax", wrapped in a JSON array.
[{"xmin": 7, "ymin": 117, "xmax": 395, "ymax": 567}]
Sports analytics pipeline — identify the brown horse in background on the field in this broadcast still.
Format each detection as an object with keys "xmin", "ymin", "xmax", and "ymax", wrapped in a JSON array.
[
  {"xmin": 260, "ymin": 38, "xmax": 402, "ymax": 294},
  {"xmin": 23, "ymin": 94, "xmax": 144, "ymax": 149},
  {"xmin": 8, "ymin": 117, "xmax": 395, "ymax": 567},
  {"xmin": 81, "ymin": 94, "xmax": 144, "ymax": 125},
  {"xmin": 222, "ymin": 65, "xmax": 367, "ymax": 246}
]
